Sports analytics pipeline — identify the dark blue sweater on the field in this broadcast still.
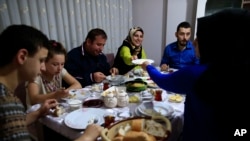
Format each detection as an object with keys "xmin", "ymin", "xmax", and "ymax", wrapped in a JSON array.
[{"xmin": 64, "ymin": 46, "xmax": 111, "ymax": 87}]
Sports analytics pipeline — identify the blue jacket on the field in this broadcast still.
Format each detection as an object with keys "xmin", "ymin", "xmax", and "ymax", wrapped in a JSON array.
[{"xmin": 146, "ymin": 65, "xmax": 247, "ymax": 141}]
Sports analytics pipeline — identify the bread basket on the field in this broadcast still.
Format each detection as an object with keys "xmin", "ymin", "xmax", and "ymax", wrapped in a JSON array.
[{"xmin": 101, "ymin": 116, "xmax": 171, "ymax": 141}]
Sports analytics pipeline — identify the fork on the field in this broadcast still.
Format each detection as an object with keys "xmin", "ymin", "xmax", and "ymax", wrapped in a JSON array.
[{"xmin": 88, "ymin": 118, "xmax": 98, "ymax": 124}]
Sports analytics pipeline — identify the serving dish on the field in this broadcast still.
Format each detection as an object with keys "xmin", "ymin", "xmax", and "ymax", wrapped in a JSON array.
[
  {"xmin": 106, "ymin": 75, "xmax": 125, "ymax": 85},
  {"xmin": 138, "ymin": 101, "xmax": 174, "ymax": 118},
  {"xmin": 82, "ymin": 99, "xmax": 104, "ymax": 108},
  {"xmin": 125, "ymin": 78, "xmax": 147, "ymax": 92},
  {"xmin": 101, "ymin": 116, "xmax": 171, "ymax": 141}
]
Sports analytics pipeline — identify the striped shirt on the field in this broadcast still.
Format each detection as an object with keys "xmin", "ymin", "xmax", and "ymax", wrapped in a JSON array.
[{"xmin": 0, "ymin": 83, "xmax": 31, "ymax": 141}]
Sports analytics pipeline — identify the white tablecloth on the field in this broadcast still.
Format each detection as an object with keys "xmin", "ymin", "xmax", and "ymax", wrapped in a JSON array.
[{"xmin": 38, "ymin": 87, "xmax": 185, "ymax": 141}]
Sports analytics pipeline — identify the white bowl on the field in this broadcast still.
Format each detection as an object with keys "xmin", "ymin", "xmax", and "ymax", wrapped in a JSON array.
[{"xmin": 67, "ymin": 99, "xmax": 82, "ymax": 111}]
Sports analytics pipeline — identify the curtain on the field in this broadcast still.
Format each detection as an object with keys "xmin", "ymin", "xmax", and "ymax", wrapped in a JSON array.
[{"xmin": 0, "ymin": 0, "xmax": 132, "ymax": 54}]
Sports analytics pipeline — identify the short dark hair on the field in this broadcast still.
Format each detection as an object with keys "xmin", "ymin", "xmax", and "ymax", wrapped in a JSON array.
[
  {"xmin": 176, "ymin": 21, "xmax": 191, "ymax": 32},
  {"xmin": 0, "ymin": 24, "xmax": 50, "ymax": 67},
  {"xmin": 85, "ymin": 28, "xmax": 107, "ymax": 43}
]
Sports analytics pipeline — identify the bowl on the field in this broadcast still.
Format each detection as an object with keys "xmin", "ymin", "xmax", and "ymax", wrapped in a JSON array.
[
  {"xmin": 125, "ymin": 78, "xmax": 147, "ymax": 92},
  {"xmin": 82, "ymin": 99, "xmax": 104, "ymax": 108},
  {"xmin": 101, "ymin": 116, "xmax": 171, "ymax": 141},
  {"xmin": 67, "ymin": 99, "xmax": 82, "ymax": 111},
  {"xmin": 106, "ymin": 75, "xmax": 125, "ymax": 86}
]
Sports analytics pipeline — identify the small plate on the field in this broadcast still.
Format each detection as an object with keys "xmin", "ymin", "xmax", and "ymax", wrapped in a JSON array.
[
  {"xmin": 62, "ymin": 88, "xmax": 91, "ymax": 100},
  {"xmin": 132, "ymin": 59, "xmax": 154, "ymax": 65},
  {"xmin": 83, "ymin": 99, "xmax": 104, "ymax": 108},
  {"xmin": 138, "ymin": 101, "xmax": 174, "ymax": 118},
  {"xmin": 106, "ymin": 75, "xmax": 124, "ymax": 82},
  {"xmin": 146, "ymin": 80, "xmax": 158, "ymax": 88}
]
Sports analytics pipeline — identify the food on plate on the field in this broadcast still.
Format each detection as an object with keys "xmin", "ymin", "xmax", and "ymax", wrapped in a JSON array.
[
  {"xmin": 68, "ymin": 93, "xmax": 76, "ymax": 99},
  {"xmin": 147, "ymin": 82, "xmax": 158, "ymax": 88},
  {"xmin": 129, "ymin": 95, "xmax": 140, "ymax": 103},
  {"xmin": 117, "ymin": 123, "xmax": 132, "ymax": 136},
  {"xmin": 143, "ymin": 109, "xmax": 161, "ymax": 116},
  {"xmin": 53, "ymin": 105, "xmax": 65, "ymax": 117},
  {"xmin": 123, "ymin": 131, "xmax": 153, "ymax": 141},
  {"xmin": 125, "ymin": 79, "xmax": 147, "ymax": 92},
  {"xmin": 168, "ymin": 94, "xmax": 183, "ymax": 103}
]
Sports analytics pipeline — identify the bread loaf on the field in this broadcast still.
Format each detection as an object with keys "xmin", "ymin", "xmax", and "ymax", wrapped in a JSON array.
[
  {"xmin": 148, "ymin": 134, "xmax": 157, "ymax": 141},
  {"xmin": 54, "ymin": 106, "xmax": 64, "ymax": 117},
  {"xmin": 131, "ymin": 119, "xmax": 144, "ymax": 131},
  {"xmin": 117, "ymin": 123, "xmax": 131, "ymax": 136},
  {"xmin": 123, "ymin": 131, "xmax": 151, "ymax": 141}
]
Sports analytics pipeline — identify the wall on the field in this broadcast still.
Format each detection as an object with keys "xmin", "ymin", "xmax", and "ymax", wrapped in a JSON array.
[{"xmin": 132, "ymin": 0, "xmax": 198, "ymax": 66}]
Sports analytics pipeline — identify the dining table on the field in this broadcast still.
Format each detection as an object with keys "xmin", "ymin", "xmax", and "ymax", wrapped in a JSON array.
[{"xmin": 36, "ymin": 71, "xmax": 185, "ymax": 141}]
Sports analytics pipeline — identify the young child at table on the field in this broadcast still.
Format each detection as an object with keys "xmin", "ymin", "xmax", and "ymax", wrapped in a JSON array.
[{"xmin": 26, "ymin": 40, "xmax": 82, "ymax": 108}]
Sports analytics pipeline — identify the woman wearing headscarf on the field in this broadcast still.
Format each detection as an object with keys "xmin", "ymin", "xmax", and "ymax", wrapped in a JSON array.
[
  {"xmin": 140, "ymin": 8, "xmax": 250, "ymax": 141},
  {"xmin": 113, "ymin": 27, "xmax": 147, "ymax": 75}
]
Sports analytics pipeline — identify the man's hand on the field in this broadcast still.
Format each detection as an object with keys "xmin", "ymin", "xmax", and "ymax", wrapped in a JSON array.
[
  {"xmin": 93, "ymin": 72, "xmax": 106, "ymax": 83},
  {"xmin": 110, "ymin": 67, "xmax": 119, "ymax": 75}
]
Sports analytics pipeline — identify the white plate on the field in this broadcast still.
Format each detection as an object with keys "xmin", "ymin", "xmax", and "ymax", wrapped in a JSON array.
[
  {"xmin": 146, "ymin": 80, "xmax": 159, "ymax": 88},
  {"xmin": 106, "ymin": 75, "xmax": 125, "ymax": 82},
  {"xmin": 106, "ymin": 75, "xmax": 125, "ymax": 85},
  {"xmin": 62, "ymin": 88, "xmax": 91, "ymax": 100},
  {"xmin": 160, "ymin": 68, "xmax": 178, "ymax": 74},
  {"xmin": 132, "ymin": 59, "xmax": 154, "ymax": 65},
  {"xmin": 64, "ymin": 108, "xmax": 106, "ymax": 130},
  {"xmin": 138, "ymin": 101, "xmax": 174, "ymax": 118}
]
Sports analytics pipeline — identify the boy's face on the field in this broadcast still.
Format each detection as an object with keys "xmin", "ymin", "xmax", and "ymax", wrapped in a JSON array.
[{"xmin": 20, "ymin": 47, "xmax": 48, "ymax": 81}]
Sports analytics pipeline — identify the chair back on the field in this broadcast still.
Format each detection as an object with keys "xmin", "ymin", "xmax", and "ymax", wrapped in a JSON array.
[{"xmin": 105, "ymin": 53, "xmax": 115, "ymax": 67}]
